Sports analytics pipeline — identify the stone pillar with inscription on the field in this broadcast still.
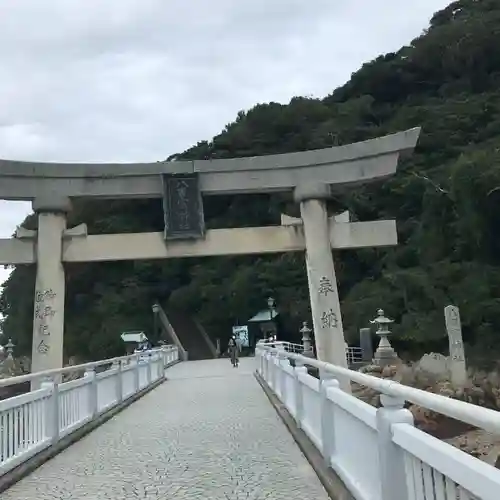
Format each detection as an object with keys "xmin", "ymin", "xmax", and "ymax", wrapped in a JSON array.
[
  {"xmin": 294, "ymin": 183, "xmax": 350, "ymax": 391},
  {"xmin": 359, "ymin": 328, "xmax": 374, "ymax": 362},
  {"xmin": 31, "ymin": 196, "xmax": 71, "ymax": 386},
  {"xmin": 444, "ymin": 305, "xmax": 467, "ymax": 387}
]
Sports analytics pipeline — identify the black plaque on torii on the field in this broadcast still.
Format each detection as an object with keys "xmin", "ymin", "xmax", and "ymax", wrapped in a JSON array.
[{"xmin": 162, "ymin": 173, "xmax": 205, "ymax": 240}]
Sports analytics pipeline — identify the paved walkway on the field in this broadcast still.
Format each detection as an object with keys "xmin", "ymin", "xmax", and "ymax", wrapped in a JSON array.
[{"xmin": 4, "ymin": 358, "xmax": 329, "ymax": 499}]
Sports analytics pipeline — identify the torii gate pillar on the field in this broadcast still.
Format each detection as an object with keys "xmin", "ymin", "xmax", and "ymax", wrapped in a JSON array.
[
  {"xmin": 295, "ymin": 183, "xmax": 350, "ymax": 390},
  {"xmin": 30, "ymin": 196, "xmax": 71, "ymax": 385}
]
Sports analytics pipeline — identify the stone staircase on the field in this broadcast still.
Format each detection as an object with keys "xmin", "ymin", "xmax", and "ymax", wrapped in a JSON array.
[{"xmin": 161, "ymin": 308, "xmax": 216, "ymax": 361}]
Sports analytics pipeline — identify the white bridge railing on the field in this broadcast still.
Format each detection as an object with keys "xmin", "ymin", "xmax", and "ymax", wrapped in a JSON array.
[
  {"xmin": 269, "ymin": 341, "xmax": 305, "ymax": 354},
  {"xmin": 256, "ymin": 345, "xmax": 500, "ymax": 500},
  {"xmin": 265, "ymin": 341, "xmax": 363, "ymax": 364},
  {"xmin": 0, "ymin": 345, "xmax": 179, "ymax": 477}
]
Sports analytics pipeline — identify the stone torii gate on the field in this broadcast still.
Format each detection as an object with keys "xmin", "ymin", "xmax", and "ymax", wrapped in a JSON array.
[{"xmin": 0, "ymin": 127, "xmax": 420, "ymax": 389}]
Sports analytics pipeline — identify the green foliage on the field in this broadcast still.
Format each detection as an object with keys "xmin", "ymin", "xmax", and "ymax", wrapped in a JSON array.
[{"xmin": 3, "ymin": 0, "xmax": 500, "ymax": 360}]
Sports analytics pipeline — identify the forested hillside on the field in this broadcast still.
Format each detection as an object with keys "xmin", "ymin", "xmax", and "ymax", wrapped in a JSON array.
[{"xmin": 2, "ymin": 0, "xmax": 500, "ymax": 362}]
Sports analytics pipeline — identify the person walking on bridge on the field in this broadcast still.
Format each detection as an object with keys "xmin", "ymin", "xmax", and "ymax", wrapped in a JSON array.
[{"xmin": 227, "ymin": 336, "xmax": 239, "ymax": 367}]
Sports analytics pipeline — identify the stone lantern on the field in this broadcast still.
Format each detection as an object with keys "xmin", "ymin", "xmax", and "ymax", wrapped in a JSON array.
[
  {"xmin": 267, "ymin": 297, "xmax": 277, "ymax": 339},
  {"xmin": 5, "ymin": 338, "xmax": 14, "ymax": 360},
  {"xmin": 370, "ymin": 309, "xmax": 398, "ymax": 367},
  {"xmin": 300, "ymin": 321, "xmax": 314, "ymax": 358}
]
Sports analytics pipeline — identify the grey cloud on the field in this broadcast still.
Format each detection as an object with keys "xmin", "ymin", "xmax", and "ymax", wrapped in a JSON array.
[{"xmin": 0, "ymin": 0, "xmax": 450, "ymax": 161}]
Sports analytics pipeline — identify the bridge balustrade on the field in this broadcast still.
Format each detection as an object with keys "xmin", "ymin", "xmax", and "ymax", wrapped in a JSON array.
[
  {"xmin": 264, "ymin": 341, "xmax": 363, "ymax": 364},
  {"xmin": 256, "ymin": 345, "xmax": 500, "ymax": 500},
  {"xmin": 0, "ymin": 346, "xmax": 178, "ymax": 477}
]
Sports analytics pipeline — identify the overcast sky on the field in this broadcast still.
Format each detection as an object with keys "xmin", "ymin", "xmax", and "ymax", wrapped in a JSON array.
[{"xmin": 0, "ymin": 0, "xmax": 451, "ymax": 290}]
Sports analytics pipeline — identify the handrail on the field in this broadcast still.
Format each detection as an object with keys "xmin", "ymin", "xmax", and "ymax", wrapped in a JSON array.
[
  {"xmin": 258, "ymin": 345, "xmax": 500, "ymax": 435},
  {"xmin": 0, "ymin": 346, "xmax": 177, "ymax": 389},
  {"xmin": 0, "ymin": 346, "xmax": 180, "ymax": 479},
  {"xmin": 260, "ymin": 341, "xmax": 363, "ymax": 362},
  {"xmin": 256, "ymin": 345, "xmax": 500, "ymax": 499},
  {"xmin": 270, "ymin": 341, "xmax": 304, "ymax": 350}
]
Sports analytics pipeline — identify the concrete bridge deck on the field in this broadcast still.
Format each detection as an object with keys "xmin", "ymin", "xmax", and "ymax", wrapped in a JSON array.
[{"xmin": 3, "ymin": 358, "xmax": 329, "ymax": 500}]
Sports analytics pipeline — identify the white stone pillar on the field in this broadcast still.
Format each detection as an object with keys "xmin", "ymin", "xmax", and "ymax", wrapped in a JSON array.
[
  {"xmin": 31, "ymin": 196, "xmax": 70, "ymax": 386},
  {"xmin": 295, "ymin": 183, "xmax": 349, "ymax": 390}
]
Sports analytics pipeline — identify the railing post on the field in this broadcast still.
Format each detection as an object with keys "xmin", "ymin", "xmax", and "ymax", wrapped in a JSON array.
[
  {"xmin": 262, "ymin": 351, "xmax": 269, "ymax": 382},
  {"xmin": 276, "ymin": 351, "xmax": 285, "ymax": 400},
  {"xmin": 281, "ymin": 354, "xmax": 291, "ymax": 402},
  {"xmin": 376, "ymin": 393, "xmax": 414, "ymax": 500},
  {"xmin": 294, "ymin": 359, "xmax": 307, "ymax": 428},
  {"xmin": 41, "ymin": 378, "xmax": 59, "ymax": 445},
  {"xmin": 163, "ymin": 348, "xmax": 168, "ymax": 367},
  {"xmin": 154, "ymin": 352, "xmax": 161, "ymax": 381},
  {"xmin": 146, "ymin": 354, "xmax": 152, "ymax": 386},
  {"xmin": 84, "ymin": 368, "xmax": 98, "ymax": 418},
  {"xmin": 320, "ymin": 371, "xmax": 339, "ymax": 463},
  {"xmin": 270, "ymin": 351, "xmax": 278, "ymax": 391},
  {"xmin": 113, "ymin": 360, "xmax": 123, "ymax": 403},
  {"xmin": 162, "ymin": 350, "xmax": 168, "ymax": 378},
  {"xmin": 162, "ymin": 351, "xmax": 170, "ymax": 377},
  {"xmin": 149, "ymin": 353, "xmax": 155, "ymax": 383},
  {"xmin": 274, "ymin": 351, "xmax": 281, "ymax": 397},
  {"xmin": 267, "ymin": 351, "xmax": 273, "ymax": 384},
  {"xmin": 154, "ymin": 352, "xmax": 159, "ymax": 381},
  {"xmin": 264, "ymin": 351, "xmax": 271, "ymax": 386},
  {"xmin": 134, "ymin": 355, "xmax": 140, "ymax": 393}
]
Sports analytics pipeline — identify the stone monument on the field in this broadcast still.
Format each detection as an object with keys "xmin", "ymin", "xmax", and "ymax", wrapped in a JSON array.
[
  {"xmin": 444, "ymin": 305, "xmax": 467, "ymax": 386},
  {"xmin": 359, "ymin": 327, "xmax": 373, "ymax": 362}
]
